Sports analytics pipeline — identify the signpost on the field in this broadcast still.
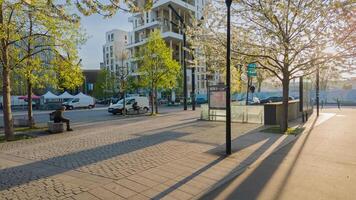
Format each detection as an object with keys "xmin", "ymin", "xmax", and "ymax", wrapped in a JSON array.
[
  {"xmin": 247, "ymin": 63, "xmax": 257, "ymax": 77},
  {"xmin": 246, "ymin": 63, "xmax": 257, "ymax": 105}
]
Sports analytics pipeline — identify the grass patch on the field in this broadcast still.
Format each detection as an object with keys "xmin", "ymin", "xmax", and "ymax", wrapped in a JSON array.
[
  {"xmin": 0, "ymin": 126, "xmax": 47, "ymax": 135},
  {"xmin": 0, "ymin": 134, "xmax": 36, "ymax": 143},
  {"xmin": 262, "ymin": 126, "xmax": 305, "ymax": 135},
  {"xmin": 14, "ymin": 126, "xmax": 47, "ymax": 132}
]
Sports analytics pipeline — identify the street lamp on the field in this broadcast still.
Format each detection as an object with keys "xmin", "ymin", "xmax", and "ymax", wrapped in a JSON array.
[
  {"xmin": 168, "ymin": 4, "xmax": 188, "ymax": 111},
  {"xmin": 316, "ymin": 64, "xmax": 320, "ymax": 116},
  {"xmin": 225, "ymin": 0, "xmax": 232, "ymax": 155}
]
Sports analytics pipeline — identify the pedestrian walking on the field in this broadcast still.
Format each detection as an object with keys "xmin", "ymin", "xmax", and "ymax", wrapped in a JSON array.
[{"xmin": 337, "ymin": 98, "xmax": 341, "ymax": 110}]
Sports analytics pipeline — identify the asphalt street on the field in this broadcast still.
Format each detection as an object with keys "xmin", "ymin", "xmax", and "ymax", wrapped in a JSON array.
[{"xmin": 0, "ymin": 105, "xmax": 185, "ymax": 128}]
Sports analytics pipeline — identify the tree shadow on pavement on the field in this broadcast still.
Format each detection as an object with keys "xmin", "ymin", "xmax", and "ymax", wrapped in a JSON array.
[
  {"xmin": 151, "ymin": 128, "xmax": 284, "ymax": 199},
  {"xmin": 0, "ymin": 121, "xmax": 197, "ymax": 191},
  {"xmin": 201, "ymin": 116, "xmax": 318, "ymax": 200}
]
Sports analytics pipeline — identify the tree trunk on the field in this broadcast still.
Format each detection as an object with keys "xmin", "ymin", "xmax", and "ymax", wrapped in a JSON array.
[
  {"xmin": 151, "ymin": 83, "xmax": 155, "ymax": 115},
  {"xmin": 123, "ymin": 91, "xmax": 126, "ymax": 116},
  {"xmin": 257, "ymin": 80, "xmax": 262, "ymax": 92},
  {"xmin": 2, "ymin": 67, "xmax": 14, "ymax": 141},
  {"xmin": 1, "ymin": 2, "xmax": 14, "ymax": 140},
  {"xmin": 155, "ymin": 87, "xmax": 158, "ymax": 114},
  {"xmin": 280, "ymin": 77, "xmax": 290, "ymax": 133},
  {"xmin": 27, "ymin": 78, "xmax": 34, "ymax": 128},
  {"xmin": 27, "ymin": 13, "xmax": 34, "ymax": 128}
]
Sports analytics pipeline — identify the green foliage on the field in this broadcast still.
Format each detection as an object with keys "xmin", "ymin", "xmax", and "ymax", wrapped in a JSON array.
[
  {"xmin": 93, "ymin": 69, "xmax": 117, "ymax": 99},
  {"xmin": 126, "ymin": 76, "xmax": 141, "ymax": 93},
  {"xmin": 262, "ymin": 126, "xmax": 305, "ymax": 135},
  {"xmin": 137, "ymin": 30, "xmax": 180, "ymax": 114},
  {"xmin": 138, "ymin": 30, "xmax": 180, "ymax": 90}
]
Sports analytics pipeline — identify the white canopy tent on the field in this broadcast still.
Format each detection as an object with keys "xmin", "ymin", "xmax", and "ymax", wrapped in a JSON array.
[
  {"xmin": 74, "ymin": 92, "xmax": 90, "ymax": 99},
  {"xmin": 41, "ymin": 91, "xmax": 59, "ymax": 99},
  {"xmin": 58, "ymin": 91, "xmax": 74, "ymax": 99}
]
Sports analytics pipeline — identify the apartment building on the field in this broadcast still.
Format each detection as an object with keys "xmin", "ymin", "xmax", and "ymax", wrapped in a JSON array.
[
  {"xmin": 126, "ymin": 0, "xmax": 216, "ymax": 97},
  {"xmin": 102, "ymin": 29, "xmax": 129, "ymax": 75}
]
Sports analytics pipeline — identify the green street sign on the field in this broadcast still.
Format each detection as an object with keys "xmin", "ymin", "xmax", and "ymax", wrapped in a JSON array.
[
  {"xmin": 247, "ymin": 63, "xmax": 257, "ymax": 77},
  {"xmin": 247, "ymin": 71, "xmax": 257, "ymax": 76},
  {"xmin": 248, "ymin": 63, "xmax": 256, "ymax": 69}
]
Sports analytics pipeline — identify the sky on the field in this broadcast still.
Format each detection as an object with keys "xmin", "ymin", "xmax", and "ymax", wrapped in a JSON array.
[{"xmin": 78, "ymin": 12, "xmax": 131, "ymax": 69}]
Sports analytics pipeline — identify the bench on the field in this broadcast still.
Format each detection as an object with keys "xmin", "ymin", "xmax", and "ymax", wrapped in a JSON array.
[{"xmin": 47, "ymin": 121, "xmax": 64, "ymax": 133}]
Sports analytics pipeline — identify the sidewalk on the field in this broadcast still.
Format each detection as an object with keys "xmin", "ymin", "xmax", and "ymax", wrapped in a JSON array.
[
  {"xmin": 0, "ymin": 110, "xmax": 308, "ymax": 200},
  {"xmin": 203, "ymin": 108, "xmax": 356, "ymax": 200}
]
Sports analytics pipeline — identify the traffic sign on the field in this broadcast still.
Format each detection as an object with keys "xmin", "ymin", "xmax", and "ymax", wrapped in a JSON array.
[{"xmin": 247, "ymin": 63, "xmax": 257, "ymax": 77}]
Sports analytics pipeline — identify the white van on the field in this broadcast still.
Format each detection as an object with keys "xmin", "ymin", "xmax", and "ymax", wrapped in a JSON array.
[
  {"xmin": 63, "ymin": 94, "xmax": 95, "ymax": 110},
  {"xmin": 108, "ymin": 97, "xmax": 149, "ymax": 115}
]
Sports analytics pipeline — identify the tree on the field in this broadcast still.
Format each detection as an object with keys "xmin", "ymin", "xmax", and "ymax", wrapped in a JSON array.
[
  {"xmin": 116, "ymin": 50, "xmax": 129, "ymax": 114},
  {"xmin": 191, "ymin": 0, "xmax": 355, "ymax": 132},
  {"xmin": 232, "ymin": 0, "xmax": 355, "ymax": 131},
  {"xmin": 138, "ymin": 30, "xmax": 180, "ymax": 115},
  {"xmin": 93, "ymin": 68, "xmax": 116, "ymax": 100},
  {"xmin": 0, "ymin": 1, "xmax": 84, "ymax": 140},
  {"xmin": 18, "ymin": 9, "xmax": 84, "ymax": 128}
]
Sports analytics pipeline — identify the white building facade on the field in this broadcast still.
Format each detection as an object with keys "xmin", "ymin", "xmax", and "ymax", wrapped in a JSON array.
[
  {"xmin": 126, "ymin": 0, "xmax": 216, "ymax": 98},
  {"xmin": 102, "ymin": 29, "xmax": 129, "ymax": 75}
]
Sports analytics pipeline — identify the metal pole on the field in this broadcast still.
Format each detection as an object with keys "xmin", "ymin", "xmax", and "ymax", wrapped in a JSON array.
[
  {"xmin": 316, "ymin": 65, "xmax": 320, "ymax": 116},
  {"xmin": 246, "ymin": 76, "xmax": 250, "ymax": 105},
  {"xmin": 192, "ymin": 67, "xmax": 196, "ymax": 110},
  {"xmin": 168, "ymin": 4, "xmax": 187, "ymax": 111},
  {"xmin": 225, "ymin": 0, "xmax": 232, "ymax": 155},
  {"xmin": 299, "ymin": 76, "xmax": 304, "ymax": 122},
  {"xmin": 183, "ymin": 32, "xmax": 188, "ymax": 110}
]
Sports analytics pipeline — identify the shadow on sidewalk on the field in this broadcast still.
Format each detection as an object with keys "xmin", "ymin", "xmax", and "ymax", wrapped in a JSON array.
[
  {"xmin": 152, "ymin": 128, "xmax": 284, "ymax": 199},
  {"xmin": 0, "ymin": 120, "xmax": 198, "ymax": 191},
  {"xmin": 201, "ymin": 116, "xmax": 318, "ymax": 200}
]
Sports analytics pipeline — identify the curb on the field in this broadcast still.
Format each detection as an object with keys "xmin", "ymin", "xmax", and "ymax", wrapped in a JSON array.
[{"xmin": 193, "ymin": 113, "xmax": 318, "ymax": 199}]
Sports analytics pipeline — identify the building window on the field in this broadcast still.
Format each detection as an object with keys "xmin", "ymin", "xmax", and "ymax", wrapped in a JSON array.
[
  {"xmin": 111, "ymin": 33, "xmax": 114, "ymax": 41},
  {"xmin": 110, "ymin": 51, "xmax": 113, "ymax": 57},
  {"xmin": 111, "ymin": 59, "xmax": 113, "ymax": 64},
  {"xmin": 111, "ymin": 65, "xmax": 113, "ymax": 71}
]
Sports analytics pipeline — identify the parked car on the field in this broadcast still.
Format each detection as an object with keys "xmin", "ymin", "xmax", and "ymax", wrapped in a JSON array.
[
  {"xmin": 62, "ymin": 94, "xmax": 95, "ymax": 110},
  {"xmin": 108, "ymin": 96, "xmax": 149, "ymax": 115},
  {"xmin": 260, "ymin": 96, "xmax": 294, "ymax": 104},
  {"xmin": 196, "ymin": 97, "xmax": 208, "ymax": 104},
  {"xmin": 158, "ymin": 98, "xmax": 169, "ymax": 105}
]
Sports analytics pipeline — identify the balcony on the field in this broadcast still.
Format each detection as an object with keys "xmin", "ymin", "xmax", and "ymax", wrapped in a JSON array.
[
  {"xmin": 133, "ymin": 18, "xmax": 161, "ymax": 32},
  {"xmin": 153, "ymin": 0, "xmax": 195, "ymax": 11}
]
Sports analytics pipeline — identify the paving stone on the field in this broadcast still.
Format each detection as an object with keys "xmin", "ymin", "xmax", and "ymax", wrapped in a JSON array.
[
  {"xmin": 72, "ymin": 192, "xmax": 100, "ymax": 200},
  {"xmin": 88, "ymin": 187, "xmax": 124, "ymax": 200},
  {"xmin": 103, "ymin": 182, "xmax": 137, "ymax": 198},
  {"xmin": 127, "ymin": 193, "xmax": 151, "ymax": 200},
  {"xmin": 127, "ymin": 174, "xmax": 160, "ymax": 187},
  {"xmin": 0, "ymin": 111, "xmax": 262, "ymax": 200},
  {"xmin": 115, "ymin": 178, "xmax": 149, "ymax": 193}
]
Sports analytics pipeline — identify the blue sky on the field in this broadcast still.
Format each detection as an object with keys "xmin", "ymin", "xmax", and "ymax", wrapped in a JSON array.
[{"xmin": 78, "ymin": 12, "xmax": 131, "ymax": 69}]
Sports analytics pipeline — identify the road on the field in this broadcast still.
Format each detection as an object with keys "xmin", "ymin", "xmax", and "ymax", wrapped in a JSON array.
[
  {"xmin": 0, "ymin": 105, "xmax": 185, "ymax": 128},
  {"xmin": 203, "ymin": 107, "xmax": 356, "ymax": 200}
]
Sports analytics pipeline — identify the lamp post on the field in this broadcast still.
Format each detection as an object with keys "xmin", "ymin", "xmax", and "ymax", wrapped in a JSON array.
[
  {"xmin": 316, "ymin": 65, "xmax": 320, "ymax": 116},
  {"xmin": 225, "ymin": 0, "xmax": 232, "ymax": 155},
  {"xmin": 168, "ymin": 4, "xmax": 188, "ymax": 110}
]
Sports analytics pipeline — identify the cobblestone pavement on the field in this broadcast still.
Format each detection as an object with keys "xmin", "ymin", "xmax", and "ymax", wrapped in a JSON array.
[{"xmin": 0, "ymin": 110, "xmax": 300, "ymax": 200}]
